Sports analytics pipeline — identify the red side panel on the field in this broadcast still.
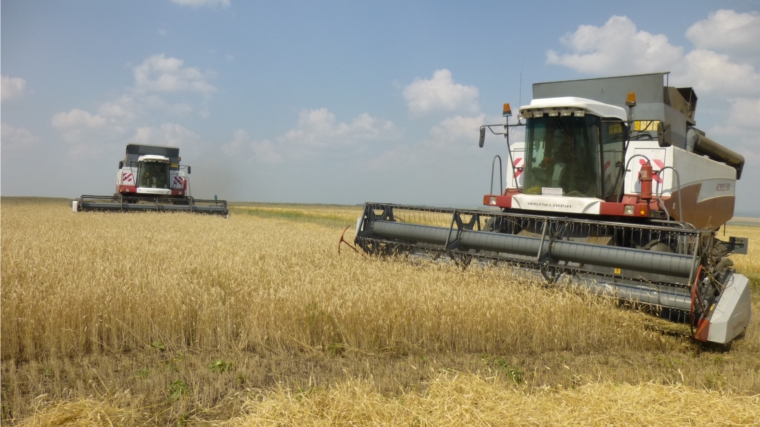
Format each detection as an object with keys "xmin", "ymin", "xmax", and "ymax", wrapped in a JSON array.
[
  {"xmin": 600, "ymin": 202, "xmax": 625, "ymax": 216},
  {"xmin": 695, "ymin": 318, "xmax": 710, "ymax": 342},
  {"xmin": 600, "ymin": 202, "xmax": 651, "ymax": 217},
  {"xmin": 483, "ymin": 194, "xmax": 512, "ymax": 208}
]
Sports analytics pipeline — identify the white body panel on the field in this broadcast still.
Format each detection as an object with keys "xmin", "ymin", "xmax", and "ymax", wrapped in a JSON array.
[
  {"xmin": 170, "ymin": 173, "xmax": 186, "ymax": 190},
  {"xmin": 137, "ymin": 187, "xmax": 172, "ymax": 195},
  {"xmin": 116, "ymin": 165, "xmax": 187, "ymax": 193},
  {"xmin": 708, "ymin": 273, "xmax": 751, "ymax": 344},
  {"xmin": 623, "ymin": 141, "xmax": 736, "ymax": 198},
  {"xmin": 72, "ymin": 200, "xmax": 78, "ymax": 212},
  {"xmin": 117, "ymin": 167, "xmax": 138, "ymax": 187},
  {"xmin": 511, "ymin": 194, "xmax": 602, "ymax": 214},
  {"xmin": 505, "ymin": 142, "xmax": 525, "ymax": 190}
]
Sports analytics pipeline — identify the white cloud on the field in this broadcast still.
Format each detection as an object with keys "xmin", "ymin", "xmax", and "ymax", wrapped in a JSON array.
[
  {"xmin": 225, "ymin": 109, "xmax": 397, "ymax": 164},
  {"xmin": 679, "ymin": 49, "xmax": 760, "ymax": 94},
  {"xmin": 133, "ymin": 54, "xmax": 216, "ymax": 94},
  {"xmin": 51, "ymin": 96, "xmax": 142, "ymax": 144},
  {"xmin": 710, "ymin": 98, "xmax": 760, "ymax": 139},
  {"xmin": 251, "ymin": 139, "xmax": 281, "ymax": 163},
  {"xmin": 51, "ymin": 53, "xmax": 213, "ymax": 156},
  {"xmin": 425, "ymin": 115, "xmax": 485, "ymax": 151},
  {"xmin": 686, "ymin": 10, "xmax": 760, "ymax": 54},
  {"xmin": 403, "ymin": 69, "xmax": 479, "ymax": 115},
  {"xmin": 546, "ymin": 16, "xmax": 683, "ymax": 75},
  {"xmin": 170, "ymin": 0, "xmax": 230, "ymax": 8},
  {"xmin": 2, "ymin": 75, "xmax": 27, "ymax": 102},
  {"xmin": 545, "ymin": 13, "xmax": 760, "ymax": 95},
  {"xmin": 133, "ymin": 123, "xmax": 200, "ymax": 147},
  {"xmin": 225, "ymin": 54, "xmax": 235, "ymax": 62},
  {"xmin": 366, "ymin": 114, "xmax": 495, "ymax": 172},
  {"xmin": 710, "ymin": 105, "xmax": 760, "ymax": 167},
  {"xmin": 51, "ymin": 108, "xmax": 107, "ymax": 129},
  {"xmin": 97, "ymin": 95, "xmax": 141, "ymax": 122},
  {"xmin": 51, "ymin": 108, "xmax": 130, "ymax": 150},
  {"xmin": 142, "ymin": 94, "xmax": 194, "ymax": 116},
  {"xmin": 727, "ymin": 98, "xmax": 760, "ymax": 130},
  {"xmin": 365, "ymin": 145, "xmax": 416, "ymax": 171},
  {"xmin": 222, "ymin": 129, "xmax": 247, "ymax": 155},
  {"xmin": 281, "ymin": 108, "xmax": 397, "ymax": 148},
  {"xmin": 1, "ymin": 124, "xmax": 40, "ymax": 151},
  {"xmin": 223, "ymin": 129, "xmax": 282, "ymax": 163}
]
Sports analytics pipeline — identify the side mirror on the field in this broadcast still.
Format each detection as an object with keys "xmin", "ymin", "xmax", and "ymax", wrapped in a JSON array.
[
  {"xmin": 479, "ymin": 127, "xmax": 486, "ymax": 148},
  {"xmin": 118, "ymin": 161, "xmax": 124, "ymax": 169},
  {"xmin": 187, "ymin": 166, "xmax": 191, "ymax": 174}
]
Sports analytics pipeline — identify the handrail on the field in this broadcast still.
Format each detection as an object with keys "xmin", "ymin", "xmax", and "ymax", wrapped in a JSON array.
[
  {"xmin": 490, "ymin": 155, "xmax": 503, "ymax": 195},
  {"xmin": 654, "ymin": 166, "xmax": 684, "ymax": 224}
]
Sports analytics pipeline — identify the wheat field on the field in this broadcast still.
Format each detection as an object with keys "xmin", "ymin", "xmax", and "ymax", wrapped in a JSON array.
[{"xmin": 2, "ymin": 198, "xmax": 759, "ymax": 425}]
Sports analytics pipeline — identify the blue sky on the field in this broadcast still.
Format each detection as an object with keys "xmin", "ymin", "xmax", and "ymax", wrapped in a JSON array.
[{"xmin": 3, "ymin": 0, "xmax": 760, "ymax": 215}]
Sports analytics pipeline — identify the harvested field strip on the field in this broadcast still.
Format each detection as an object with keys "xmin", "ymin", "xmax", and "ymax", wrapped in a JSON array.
[
  {"xmin": 729, "ymin": 217, "xmax": 760, "ymax": 227},
  {"xmin": 229, "ymin": 205, "xmax": 360, "ymax": 227},
  {"xmin": 15, "ymin": 394, "xmax": 145, "ymax": 427},
  {"xmin": 19, "ymin": 374, "xmax": 760, "ymax": 427},
  {"xmin": 17, "ymin": 375, "xmax": 760, "ymax": 427},
  {"xmin": 231, "ymin": 374, "xmax": 760, "ymax": 426}
]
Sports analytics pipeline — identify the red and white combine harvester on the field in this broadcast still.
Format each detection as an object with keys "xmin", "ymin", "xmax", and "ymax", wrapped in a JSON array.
[
  {"xmin": 354, "ymin": 73, "xmax": 750, "ymax": 345},
  {"xmin": 73, "ymin": 144, "xmax": 228, "ymax": 216}
]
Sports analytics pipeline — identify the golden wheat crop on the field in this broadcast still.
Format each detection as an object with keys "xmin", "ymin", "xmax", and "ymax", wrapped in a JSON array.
[
  {"xmin": 3, "ymin": 198, "xmax": 759, "ymax": 426},
  {"xmin": 3, "ymin": 201, "xmax": 686, "ymax": 362}
]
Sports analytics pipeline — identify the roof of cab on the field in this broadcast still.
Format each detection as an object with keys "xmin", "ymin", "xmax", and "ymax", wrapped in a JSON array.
[{"xmin": 519, "ymin": 97, "xmax": 627, "ymax": 122}]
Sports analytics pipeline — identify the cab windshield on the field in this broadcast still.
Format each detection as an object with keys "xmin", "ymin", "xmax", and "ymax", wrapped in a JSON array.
[
  {"xmin": 522, "ymin": 115, "xmax": 622, "ymax": 200},
  {"xmin": 137, "ymin": 162, "xmax": 169, "ymax": 189}
]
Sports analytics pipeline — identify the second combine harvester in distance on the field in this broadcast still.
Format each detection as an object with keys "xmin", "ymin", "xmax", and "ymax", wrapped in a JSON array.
[
  {"xmin": 354, "ymin": 73, "xmax": 751, "ymax": 345},
  {"xmin": 73, "ymin": 144, "xmax": 229, "ymax": 216}
]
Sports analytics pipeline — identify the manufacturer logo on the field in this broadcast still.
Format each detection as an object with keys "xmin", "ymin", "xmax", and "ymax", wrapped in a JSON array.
[
  {"xmin": 716, "ymin": 183, "xmax": 731, "ymax": 191},
  {"xmin": 527, "ymin": 202, "xmax": 573, "ymax": 209}
]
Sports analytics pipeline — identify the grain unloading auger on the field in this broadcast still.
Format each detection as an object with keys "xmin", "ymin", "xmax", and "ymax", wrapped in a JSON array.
[
  {"xmin": 354, "ymin": 73, "xmax": 751, "ymax": 345},
  {"xmin": 72, "ymin": 144, "xmax": 229, "ymax": 216}
]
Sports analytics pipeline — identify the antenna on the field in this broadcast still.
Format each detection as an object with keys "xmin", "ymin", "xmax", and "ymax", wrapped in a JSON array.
[
  {"xmin": 517, "ymin": 65, "xmax": 525, "ymax": 125},
  {"xmin": 517, "ymin": 62, "xmax": 524, "ymax": 125},
  {"xmin": 518, "ymin": 71, "xmax": 522, "ymax": 110}
]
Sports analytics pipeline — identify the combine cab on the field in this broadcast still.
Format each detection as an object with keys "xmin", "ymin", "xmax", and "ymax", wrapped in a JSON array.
[
  {"xmin": 73, "ymin": 144, "xmax": 229, "ymax": 216},
  {"xmin": 355, "ymin": 73, "xmax": 751, "ymax": 345}
]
